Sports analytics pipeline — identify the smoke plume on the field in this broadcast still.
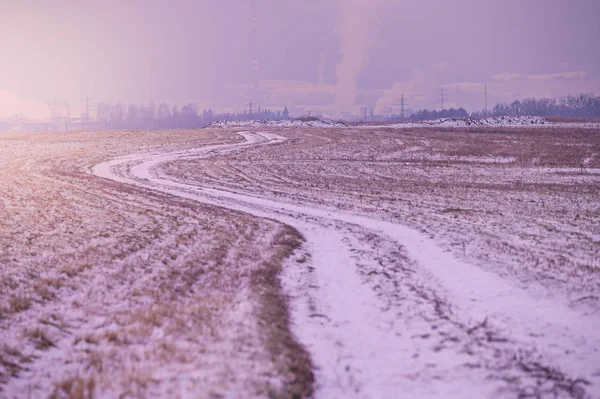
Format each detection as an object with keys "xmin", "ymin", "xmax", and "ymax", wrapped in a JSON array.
[{"xmin": 335, "ymin": 0, "xmax": 381, "ymax": 115}]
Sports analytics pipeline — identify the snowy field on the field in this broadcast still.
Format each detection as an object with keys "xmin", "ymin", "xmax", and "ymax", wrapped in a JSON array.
[
  {"xmin": 210, "ymin": 115, "xmax": 600, "ymax": 129},
  {"xmin": 1, "ymin": 124, "xmax": 599, "ymax": 398},
  {"xmin": 0, "ymin": 130, "xmax": 311, "ymax": 398}
]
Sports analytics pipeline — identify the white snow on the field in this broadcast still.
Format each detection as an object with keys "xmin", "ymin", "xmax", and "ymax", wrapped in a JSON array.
[
  {"xmin": 92, "ymin": 131, "xmax": 600, "ymax": 398},
  {"xmin": 210, "ymin": 116, "xmax": 600, "ymax": 130},
  {"xmin": 210, "ymin": 119, "xmax": 347, "ymax": 129},
  {"xmin": 0, "ymin": 130, "xmax": 302, "ymax": 398},
  {"xmin": 371, "ymin": 116, "xmax": 554, "ymax": 128}
]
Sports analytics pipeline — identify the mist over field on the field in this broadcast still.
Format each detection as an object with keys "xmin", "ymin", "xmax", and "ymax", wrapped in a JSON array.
[
  {"xmin": 1, "ymin": 0, "xmax": 599, "ymax": 119},
  {"xmin": 2, "ymin": 2, "xmax": 600, "ymax": 398}
]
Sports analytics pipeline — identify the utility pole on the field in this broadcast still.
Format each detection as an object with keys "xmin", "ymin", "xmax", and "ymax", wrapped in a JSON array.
[
  {"xmin": 440, "ymin": 87, "xmax": 445, "ymax": 111},
  {"xmin": 361, "ymin": 106, "xmax": 368, "ymax": 121},
  {"xmin": 484, "ymin": 82, "xmax": 489, "ymax": 114},
  {"xmin": 82, "ymin": 96, "xmax": 92, "ymax": 130},
  {"xmin": 64, "ymin": 101, "xmax": 72, "ymax": 131},
  {"xmin": 400, "ymin": 94, "xmax": 406, "ymax": 119}
]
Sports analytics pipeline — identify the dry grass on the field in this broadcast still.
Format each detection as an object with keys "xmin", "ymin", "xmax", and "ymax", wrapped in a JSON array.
[
  {"xmin": 49, "ymin": 376, "xmax": 96, "ymax": 399},
  {"xmin": 4, "ymin": 124, "xmax": 596, "ymax": 397},
  {"xmin": 7, "ymin": 295, "xmax": 32, "ymax": 314},
  {"xmin": 0, "ymin": 129, "xmax": 315, "ymax": 397},
  {"xmin": 61, "ymin": 264, "xmax": 93, "ymax": 278},
  {"xmin": 163, "ymin": 125, "xmax": 600, "ymax": 304},
  {"xmin": 25, "ymin": 328, "xmax": 57, "ymax": 350},
  {"xmin": 252, "ymin": 226, "xmax": 314, "ymax": 399},
  {"xmin": 514, "ymin": 360, "xmax": 590, "ymax": 399},
  {"xmin": 0, "ymin": 345, "xmax": 32, "ymax": 385}
]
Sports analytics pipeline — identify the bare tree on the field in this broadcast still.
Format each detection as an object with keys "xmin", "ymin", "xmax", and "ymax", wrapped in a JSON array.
[
  {"xmin": 141, "ymin": 102, "xmax": 156, "ymax": 129},
  {"xmin": 112, "ymin": 103, "xmax": 126, "ymax": 128},
  {"xmin": 126, "ymin": 104, "xmax": 140, "ymax": 128},
  {"xmin": 96, "ymin": 102, "xmax": 111, "ymax": 128},
  {"xmin": 64, "ymin": 101, "xmax": 72, "ymax": 131},
  {"xmin": 157, "ymin": 103, "xmax": 171, "ymax": 128},
  {"xmin": 47, "ymin": 99, "xmax": 61, "ymax": 131}
]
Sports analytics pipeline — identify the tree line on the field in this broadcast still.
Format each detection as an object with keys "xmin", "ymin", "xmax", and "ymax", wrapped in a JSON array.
[
  {"xmin": 95, "ymin": 102, "xmax": 290, "ymax": 129},
  {"xmin": 408, "ymin": 107, "xmax": 469, "ymax": 121},
  {"xmin": 407, "ymin": 93, "xmax": 600, "ymax": 120},
  {"xmin": 2, "ymin": 92, "xmax": 599, "ymax": 132},
  {"xmin": 486, "ymin": 93, "xmax": 600, "ymax": 118}
]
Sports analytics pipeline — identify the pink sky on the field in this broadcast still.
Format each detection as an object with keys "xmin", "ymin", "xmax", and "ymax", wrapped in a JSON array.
[{"xmin": 1, "ymin": 0, "xmax": 599, "ymax": 118}]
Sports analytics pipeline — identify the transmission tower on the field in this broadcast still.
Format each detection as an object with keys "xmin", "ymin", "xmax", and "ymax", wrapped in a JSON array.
[
  {"xmin": 81, "ymin": 96, "xmax": 92, "ymax": 130},
  {"xmin": 397, "ymin": 94, "xmax": 408, "ymax": 119}
]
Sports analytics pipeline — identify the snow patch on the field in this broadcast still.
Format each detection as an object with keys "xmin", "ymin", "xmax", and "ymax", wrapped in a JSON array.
[
  {"xmin": 93, "ymin": 131, "xmax": 600, "ymax": 398},
  {"xmin": 209, "ymin": 119, "xmax": 347, "ymax": 129},
  {"xmin": 376, "ymin": 116, "xmax": 553, "ymax": 128}
]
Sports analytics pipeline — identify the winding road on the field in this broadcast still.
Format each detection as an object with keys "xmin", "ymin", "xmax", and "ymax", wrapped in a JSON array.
[{"xmin": 91, "ymin": 131, "xmax": 600, "ymax": 398}]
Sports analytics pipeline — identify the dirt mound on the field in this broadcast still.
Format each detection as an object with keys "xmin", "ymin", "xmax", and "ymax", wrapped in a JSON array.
[
  {"xmin": 376, "ymin": 115, "xmax": 553, "ymax": 128},
  {"xmin": 209, "ymin": 119, "xmax": 347, "ymax": 128},
  {"xmin": 425, "ymin": 116, "xmax": 552, "ymax": 127}
]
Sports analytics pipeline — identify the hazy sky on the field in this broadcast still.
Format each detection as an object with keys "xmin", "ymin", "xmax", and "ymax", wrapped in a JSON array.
[{"xmin": 1, "ymin": 0, "xmax": 599, "ymax": 118}]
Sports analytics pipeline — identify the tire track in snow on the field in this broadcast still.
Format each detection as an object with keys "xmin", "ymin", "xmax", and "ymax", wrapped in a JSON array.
[{"xmin": 92, "ymin": 131, "xmax": 600, "ymax": 398}]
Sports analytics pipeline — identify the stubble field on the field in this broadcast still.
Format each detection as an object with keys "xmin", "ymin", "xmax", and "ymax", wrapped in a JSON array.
[
  {"xmin": 1, "ymin": 125, "xmax": 599, "ymax": 398},
  {"xmin": 165, "ymin": 126, "xmax": 600, "ymax": 305},
  {"xmin": 0, "ymin": 130, "xmax": 311, "ymax": 398}
]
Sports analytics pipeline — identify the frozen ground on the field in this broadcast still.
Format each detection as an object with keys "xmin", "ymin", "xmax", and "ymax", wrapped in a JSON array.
[
  {"xmin": 211, "ymin": 116, "xmax": 600, "ymax": 130},
  {"xmin": 2, "ymin": 125, "xmax": 599, "ymax": 398},
  {"xmin": 210, "ymin": 119, "xmax": 346, "ymax": 128},
  {"xmin": 374, "ymin": 115, "xmax": 554, "ymax": 128},
  {"xmin": 211, "ymin": 115, "xmax": 574, "ymax": 130},
  {"xmin": 102, "ymin": 126, "xmax": 598, "ymax": 398},
  {"xmin": 372, "ymin": 116, "xmax": 599, "ymax": 128},
  {"xmin": 0, "ymin": 130, "xmax": 311, "ymax": 398}
]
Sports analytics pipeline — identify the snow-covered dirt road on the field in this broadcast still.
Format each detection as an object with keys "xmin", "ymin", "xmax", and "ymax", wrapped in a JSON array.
[{"xmin": 93, "ymin": 131, "xmax": 600, "ymax": 398}]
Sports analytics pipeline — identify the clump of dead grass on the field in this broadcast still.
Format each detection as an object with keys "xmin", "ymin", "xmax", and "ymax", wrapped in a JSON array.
[
  {"xmin": 61, "ymin": 263, "xmax": 93, "ymax": 278},
  {"xmin": 513, "ymin": 359, "xmax": 590, "ymax": 399},
  {"xmin": 407, "ymin": 283, "xmax": 591, "ymax": 398},
  {"xmin": 251, "ymin": 225, "xmax": 314, "ymax": 399},
  {"xmin": 25, "ymin": 328, "xmax": 56, "ymax": 350},
  {"xmin": 7, "ymin": 295, "xmax": 32, "ymax": 314},
  {"xmin": 49, "ymin": 375, "xmax": 96, "ymax": 399},
  {"xmin": 0, "ymin": 345, "xmax": 33, "ymax": 385}
]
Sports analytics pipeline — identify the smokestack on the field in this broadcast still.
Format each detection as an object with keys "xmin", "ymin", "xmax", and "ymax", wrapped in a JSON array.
[
  {"xmin": 251, "ymin": 0, "xmax": 260, "ymax": 95},
  {"xmin": 334, "ymin": 0, "xmax": 381, "ymax": 116},
  {"xmin": 317, "ymin": 54, "xmax": 327, "ymax": 87}
]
